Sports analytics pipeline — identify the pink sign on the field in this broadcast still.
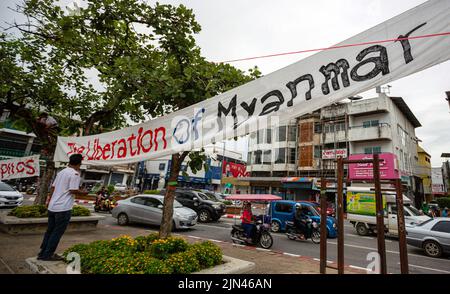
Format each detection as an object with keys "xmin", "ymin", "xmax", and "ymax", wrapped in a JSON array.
[{"xmin": 348, "ymin": 153, "xmax": 399, "ymax": 180}]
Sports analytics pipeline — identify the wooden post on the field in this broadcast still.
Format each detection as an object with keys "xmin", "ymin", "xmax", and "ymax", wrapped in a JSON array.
[
  {"xmin": 373, "ymin": 154, "xmax": 387, "ymax": 274},
  {"xmin": 337, "ymin": 157, "xmax": 345, "ymax": 274},
  {"xmin": 395, "ymin": 178, "xmax": 409, "ymax": 274},
  {"xmin": 320, "ymin": 177, "xmax": 327, "ymax": 274}
]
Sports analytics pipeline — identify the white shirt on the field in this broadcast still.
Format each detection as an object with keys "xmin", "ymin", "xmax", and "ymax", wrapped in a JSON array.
[{"xmin": 48, "ymin": 167, "xmax": 81, "ymax": 212}]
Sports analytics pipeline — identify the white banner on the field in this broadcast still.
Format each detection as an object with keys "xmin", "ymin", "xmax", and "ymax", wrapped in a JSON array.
[
  {"xmin": 0, "ymin": 155, "xmax": 40, "ymax": 180},
  {"xmin": 55, "ymin": 0, "xmax": 450, "ymax": 165},
  {"xmin": 322, "ymin": 149, "xmax": 348, "ymax": 159}
]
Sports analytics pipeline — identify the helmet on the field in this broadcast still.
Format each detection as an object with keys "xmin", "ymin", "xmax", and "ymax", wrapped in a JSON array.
[{"xmin": 295, "ymin": 203, "xmax": 302, "ymax": 210}]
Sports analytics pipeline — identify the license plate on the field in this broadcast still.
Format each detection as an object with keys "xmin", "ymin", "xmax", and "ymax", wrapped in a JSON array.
[{"xmin": 7, "ymin": 202, "xmax": 16, "ymax": 205}]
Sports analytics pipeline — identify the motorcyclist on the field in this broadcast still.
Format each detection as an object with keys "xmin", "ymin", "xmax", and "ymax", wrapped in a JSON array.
[
  {"xmin": 241, "ymin": 201, "xmax": 255, "ymax": 242},
  {"xmin": 96, "ymin": 186, "xmax": 109, "ymax": 209},
  {"xmin": 294, "ymin": 203, "xmax": 309, "ymax": 240}
]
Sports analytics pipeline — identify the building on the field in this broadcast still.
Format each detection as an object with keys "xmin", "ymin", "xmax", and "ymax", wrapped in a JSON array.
[
  {"xmin": 245, "ymin": 119, "xmax": 298, "ymax": 195},
  {"xmin": 139, "ymin": 145, "xmax": 247, "ymax": 193},
  {"xmin": 414, "ymin": 145, "xmax": 432, "ymax": 203},
  {"xmin": 431, "ymin": 167, "xmax": 446, "ymax": 197},
  {"xmin": 246, "ymin": 92, "xmax": 422, "ymax": 203}
]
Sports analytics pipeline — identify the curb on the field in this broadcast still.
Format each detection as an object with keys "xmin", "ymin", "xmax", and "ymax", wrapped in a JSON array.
[
  {"xmin": 183, "ymin": 234, "xmax": 367, "ymax": 274},
  {"xmin": 224, "ymin": 214, "xmax": 240, "ymax": 219},
  {"xmin": 75, "ymin": 200, "xmax": 95, "ymax": 204}
]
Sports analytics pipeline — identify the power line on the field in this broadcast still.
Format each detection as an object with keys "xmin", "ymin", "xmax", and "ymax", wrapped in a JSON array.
[{"xmin": 219, "ymin": 32, "xmax": 450, "ymax": 63}]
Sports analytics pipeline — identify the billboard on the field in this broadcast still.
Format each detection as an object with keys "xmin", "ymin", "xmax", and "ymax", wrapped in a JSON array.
[
  {"xmin": 222, "ymin": 161, "xmax": 249, "ymax": 178},
  {"xmin": 348, "ymin": 153, "xmax": 399, "ymax": 180},
  {"xmin": 347, "ymin": 191, "xmax": 386, "ymax": 216},
  {"xmin": 322, "ymin": 149, "xmax": 348, "ymax": 159}
]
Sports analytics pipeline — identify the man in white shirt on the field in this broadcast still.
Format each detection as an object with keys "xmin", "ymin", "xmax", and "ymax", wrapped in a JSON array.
[{"xmin": 38, "ymin": 154, "xmax": 87, "ymax": 261}]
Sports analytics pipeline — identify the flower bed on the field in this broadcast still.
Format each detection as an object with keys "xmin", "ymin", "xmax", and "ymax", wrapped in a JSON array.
[
  {"xmin": 63, "ymin": 234, "xmax": 223, "ymax": 274},
  {"xmin": 8, "ymin": 205, "xmax": 91, "ymax": 218}
]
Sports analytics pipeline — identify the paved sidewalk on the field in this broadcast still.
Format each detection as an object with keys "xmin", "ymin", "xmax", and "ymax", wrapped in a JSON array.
[{"xmin": 0, "ymin": 221, "xmax": 363, "ymax": 274}]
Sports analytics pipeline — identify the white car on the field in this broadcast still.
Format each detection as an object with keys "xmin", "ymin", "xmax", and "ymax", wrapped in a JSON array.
[
  {"xmin": 0, "ymin": 182, "xmax": 24, "ymax": 207},
  {"xmin": 114, "ymin": 183, "xmax": 127, "ymax": 192},
  {"xmin": 406, "ymin": 217, "xmax": 450, "ymax": 258}
]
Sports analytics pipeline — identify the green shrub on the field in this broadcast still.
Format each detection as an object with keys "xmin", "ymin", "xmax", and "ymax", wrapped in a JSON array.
[
  {"xmin": 166, "ymin": 250, "xmax": 201, "ymax": 274},
  {"xmin": 107, "ymin": 184, "xmax": 115, "ymax": 195},
  {"xmin": 63, "ymin": 234, "xmax": 222, "ymax": 274},
  {"xmin": 134, "ymin": 233, "xmax": 159, "ymax": 252},
  {"xmin": 143, "ymin": 190, "xmax": 161, "ymax": 195},
  {"xmin": 72, "ymin": 205, "xmax": 91, "ymax": 216},
  {"xmin": 8, "ymin": 205, "xmax": 47, "ymax": 218},
  {"xmin": 436, "ymin": 197, "xmax": 450, "ymax": 209},
  {"xmin": 150, "ymin": 236, "xmax": 189, "ymax": 259},
  {"xmin": 188, "ymin": 241, "xmax": 222, "ymax": 268},
  {"xmin": 9, "ymin": 205, "xmax": 90, "ymax": 218},
  {"xmin": 223, "ymin": 200, "xmax": 232, "ymax": 206}
]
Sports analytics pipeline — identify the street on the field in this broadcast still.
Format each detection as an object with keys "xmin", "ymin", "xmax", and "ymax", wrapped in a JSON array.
[{"xmin": 48, "ymin": 194, "xmax": 450, "ymax": 275}]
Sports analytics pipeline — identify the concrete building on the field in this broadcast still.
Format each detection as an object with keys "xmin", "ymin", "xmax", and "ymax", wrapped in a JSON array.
[
  {"xmin": 138, "ymin": 145, "xmax": 247, "ymax": 193},
  {"xmin": 415, "ymin": 145, "xmax": 432, "ymax": 202},
  {"xmin": 245, "ymin": 119, "xmax": 298, "ymax": 195},
  {"xmin": 246, "ymin": 93, "xmax": 422, "ymax": 202}
]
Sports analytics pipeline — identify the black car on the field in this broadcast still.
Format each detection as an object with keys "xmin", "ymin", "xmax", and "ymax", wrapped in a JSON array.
[{"xmin": 173, "ymin": 189, "xmax": 226, "ymax": 222}]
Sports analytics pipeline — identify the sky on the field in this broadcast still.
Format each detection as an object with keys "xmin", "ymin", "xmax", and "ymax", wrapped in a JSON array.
[{"xmin": 1, "ymin": 0, "xmax": 449, "ymax": 166}]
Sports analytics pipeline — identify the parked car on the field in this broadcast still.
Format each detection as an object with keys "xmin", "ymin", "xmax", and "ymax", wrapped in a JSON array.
[
  {"xmin": 162, "ymin": 189, "xmax": 226, "ymax": 222},
  {"xmin": 269, "ymin": 200, "xmax": 337, "ymax": 238},
  {"xmin": 305, "ymin": 201, "xmax": 335, "ymax": 217},
  {"xmin": 406, "ymin": 217, "xmax": 450, "ymax": 258},
  {"xmin": 111, "ymin": 195, "xmax": 197, "ymax": 229},
  {"xmin": 114, "ymin": 183, "xmax": 127, "ymax": 192},
  {"xmin": 0, "ymin": 182, "xmax": 23, "ymax": 208}
]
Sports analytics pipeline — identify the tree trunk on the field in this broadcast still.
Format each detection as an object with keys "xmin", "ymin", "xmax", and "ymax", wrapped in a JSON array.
[
  {"xmin": 159, "ymin": 153, "xmax": 181, "ymax": 239},
  {"xmin": 34, "ymin": 157, "xmax": 55, "ymax": 205}
]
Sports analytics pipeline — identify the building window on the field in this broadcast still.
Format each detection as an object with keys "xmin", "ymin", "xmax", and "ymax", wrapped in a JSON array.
[
  {"xmin": 247, "ymin": 152, "xmax": 252, "ymax": 165},
  {"xmin": 288, "ymin": 126, "xmax": 297, "ymax": 141},
  {"xmin": 314, "ymin": 146, "xmax": 322, "ymax": 158},
  {"xmin": 275, "ymin": 148, "xmax": 286, "ymax": 164},
  {"xmin": 364, "ymin": 146, "xmax": 381, "ymax": 154},
  {"xmin": 158, "ymin": 163, "xmax": 166, "ymax": 171},
  {"xmin": 277, "ymin": 126, "xmax": 287, "ymax": 142},
  {"xmin": 263, "ymin": 150, "xmax": 272, "ymax": 165},
  {"xmin": 257, "ymin": 129, "xmax": 264, "ymax": 144},
  {"xmin": 266, "ymin": 129, "xmax": 272, "ymax": 144},
  {"xmin": 289, "ymin": 148, "xmax": 296, "ymax": 164},
  {"xmin": 254, "ymin": 150, "xmax": 262, "ymax": 164},
  {"xmin": 363, "ymin": 120, "xmax": 379, "ymax": 128},
  {"xmin": 314, "ymin": 122, "xmax": 322, "ymax": 134}
]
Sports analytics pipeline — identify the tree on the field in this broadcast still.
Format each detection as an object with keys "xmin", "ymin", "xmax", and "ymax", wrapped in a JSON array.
[
  {"xmin": 1, "ymin": 0, "xmax": 259, "ymax": 237},
  {"xmin": 1, "ymin": 0, "xmax": 213, "ymax": 205}
]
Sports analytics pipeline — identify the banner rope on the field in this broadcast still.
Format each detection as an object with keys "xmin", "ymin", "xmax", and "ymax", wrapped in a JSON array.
[{"xmin": 220, "ymin": 32, "xmax": 450, "ymax": 63}]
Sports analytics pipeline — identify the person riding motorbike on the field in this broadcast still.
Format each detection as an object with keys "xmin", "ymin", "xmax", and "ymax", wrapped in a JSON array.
[
  {"xmin": 96, "ymin": 186, "xmax": 110, "ymax": 210},
  {"xmin": 294, "ymin": 203, "xmax": 309, "ymax": 240},
  {"xmin": 241, "ymin": 201, "xmax": 255, "ymax": 242}
]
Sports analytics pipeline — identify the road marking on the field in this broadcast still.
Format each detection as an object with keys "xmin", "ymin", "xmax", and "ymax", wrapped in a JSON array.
[
  {"xmin": 283, "ymin": 253, "xmax": 301, "ymax": 257},
  {"xmin": 232, "ymin": 244, "xmax": 245, "ymax": 247},
  {"xmin": 0, "ymin": 257, "xmax": 15, "ymax": 274},
  {"xmin": 344, "ymin": 233, "xmax": 392, "ymax": 242},
  {"xmin": 187, "ymin": 235, "xmax": 201, "ymax": 239},
  {"xmin": 402, "ymin": 263, "xmax": 450, "ymax": 274},
  {"xmin": 312, "ymin": 258, "xmax": 333, "ymax": 263},
  {"xmin": 209, "ymin": 239, "xmax": 223, "ymax": 243},
  {"xmin": 328, "ymin": 241, "xmax": 450, "ymax": 262},
  {"xmin": 256, "ymin": 248, "xmax": 271, "ymax": 252}
]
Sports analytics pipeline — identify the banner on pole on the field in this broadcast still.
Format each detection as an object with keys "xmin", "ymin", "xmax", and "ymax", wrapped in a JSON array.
[
  {"xmin": 55, "ymin": 0, "xmax": 450, "ymax": 165},
  {"xmin": 0, "ymin": 155, "xmax": 40, "ymax": 181}
]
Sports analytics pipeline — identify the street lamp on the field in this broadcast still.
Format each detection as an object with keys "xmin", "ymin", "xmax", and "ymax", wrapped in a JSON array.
[{"xmin": 445, "ymin": 91, "xmax": 450, "ymax": 112}]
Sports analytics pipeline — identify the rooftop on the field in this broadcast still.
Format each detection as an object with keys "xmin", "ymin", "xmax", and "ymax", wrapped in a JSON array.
[{"xmin": 389, "ymin": 97, "xmax": 422, "ymax": 128}]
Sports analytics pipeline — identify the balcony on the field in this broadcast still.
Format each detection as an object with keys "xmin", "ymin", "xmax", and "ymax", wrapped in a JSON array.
[
  {"xmin": 348, "ymin": 123, "xmax": 392, "ymax": 142},
  {"xmin": 320, "ymin": 104, "xmax": 348, "ymax": 119},
  {"xmin": 322, "ymin": 130, "xmax": 347, "ymax": 144},
  {"xmin": 347, "ymin": 97, "xmax": 389, "ymax": 116}
]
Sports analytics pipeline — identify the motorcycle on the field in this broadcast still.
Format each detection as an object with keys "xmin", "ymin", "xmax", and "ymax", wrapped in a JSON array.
[
  {"xmin": 285, "ymin": 218, "xmax": 321, "ymax": 244},
  {"xmin": 231, "ymin": 219, "xmax": 274, "ymax": 249},
  {"xmin": 94, "ymin": 196, "xmax": 115, "ymax": 213}
]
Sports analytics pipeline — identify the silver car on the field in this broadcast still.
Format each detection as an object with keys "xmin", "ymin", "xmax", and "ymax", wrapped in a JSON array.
[
  {"xmin": 111, "ymin": 195, "xmax": 197, "ymax": 229},
  {"xmin": 0, "ymin": 182, "xmax": 24, "ymax": 208},
  {"xmin": 406, "ymin": 217, "xmax": 450, "ymax": 258}
]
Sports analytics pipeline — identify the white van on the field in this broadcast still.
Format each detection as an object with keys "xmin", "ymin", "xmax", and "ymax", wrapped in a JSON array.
[{"xmin": 346, "ymin": 186, "xmax": 430, "ymax": 236}]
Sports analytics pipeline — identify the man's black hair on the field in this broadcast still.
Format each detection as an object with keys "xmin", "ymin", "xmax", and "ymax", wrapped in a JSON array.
[{"xmin": 69, "ymin": 154, "xmax": 83, "ymax": 166}]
